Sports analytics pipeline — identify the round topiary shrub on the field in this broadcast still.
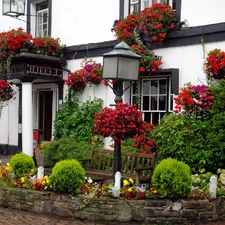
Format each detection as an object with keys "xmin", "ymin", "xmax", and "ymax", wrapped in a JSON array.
[
  {"xmin": 152, "ymin": 158, "xmax": 192, "ymax": 198},
  {"xmin": 9, "ymin": 153, "xmax": 35, "ymax": 178},
  {"xmin": 49, "ymin": 159, "xmax": 85, "ymax": 196}
]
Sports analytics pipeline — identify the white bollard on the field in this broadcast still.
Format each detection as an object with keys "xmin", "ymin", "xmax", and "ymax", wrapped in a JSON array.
[
  {"xmin": 114, "ymin": 171, "xmax": 121, "ymax": 190},
  {"xmin": 209, "ymin": 176, "xmax": 217, "ymax": 198},
  {"xmin": 37, "ymin": 166, "xmax": 44, "ymax": 179}
]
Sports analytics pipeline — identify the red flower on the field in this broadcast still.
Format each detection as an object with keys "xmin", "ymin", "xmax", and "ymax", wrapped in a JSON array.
[
  {"xmin": 204, "ymin": 49, "xmax": 225, "ymax": 80},
  {"xmin": 174, "ymin": 83, "xmax": 214, "ymax": 115},
  {"xmin": 94, "ymin": 103, "xmax": 147, "ymax": 141}
]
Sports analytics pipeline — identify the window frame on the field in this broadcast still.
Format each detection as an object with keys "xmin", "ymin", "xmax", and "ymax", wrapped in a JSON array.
[
  {"xmin": 129, "ymin": 0, "xmax": 175, "ymax": 14},
  {"xmin": 36, "ymin": 7, "xmax": 48, "ymax": 37},
  {"xmin": 130, "ymin": 69, "xmax": 179, "ymax": 125},
  {"xmin": 27, "ymin": 0, "xmax": 52, "ymax": 36}
]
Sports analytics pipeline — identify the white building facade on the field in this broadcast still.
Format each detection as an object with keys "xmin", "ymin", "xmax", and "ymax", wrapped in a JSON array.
[{"xmin": 0, "ymin": 0, "xmax": 225, "ymax": 156}]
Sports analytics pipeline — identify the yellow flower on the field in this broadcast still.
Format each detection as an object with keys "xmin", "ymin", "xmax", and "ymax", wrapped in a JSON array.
[
  {"xmin": 129, "ymin": 178, "xmax": 134, "ymax": 184},
  {"xmin": 5, "ymin": 167, "xmax": 10, "ymax": 172},
  {"xmin": 42, "ymin": 181, "xmax": 46, "ymax": 185},
  {"xmin": 30, "ymin": 169, "xmax": 34, "ymax": 173},
  {"xmin": 123, "ymin": 180, "xmax": 129, "ymax": 187},
  {"xmin": 128, "ymin": 188, "xmax": 133, "ymax": 192},
  {"xmin": 6, "ymin": 163, "xmax": 10, "ymax": 167},
  {"xmin": 21, "ymin": 177, "xmax": 25, "ymax": 183},
  {"xmin": 153, "ymin": 190, "xmax": 158, "ymax": 194}
]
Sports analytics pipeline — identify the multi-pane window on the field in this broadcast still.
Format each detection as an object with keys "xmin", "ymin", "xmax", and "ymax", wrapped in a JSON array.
[
  {"xmin": 131, "ymin": 77, "xmax": 174, "ymax": 125},
  {"xmin": 129, "ymin": 0, "xmax": 175, "ymax": 14},
  {"xmin": 130, "ymin": 0, "xmax": 139, "ymax": 14},
  {"xmin": 36, "ymin": 2, "xmax": 48, "ymax": 37}
]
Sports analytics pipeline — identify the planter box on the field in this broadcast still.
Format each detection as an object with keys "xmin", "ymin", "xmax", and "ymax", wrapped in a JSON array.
[{"xmin": 35, "ymin": 149, "xmax": 52, "ymax": 167}]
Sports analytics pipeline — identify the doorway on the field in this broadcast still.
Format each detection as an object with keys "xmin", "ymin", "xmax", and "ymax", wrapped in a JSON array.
[{"xmin": 38, "ymin": 91, "xmax": 53, "ymax": 142}]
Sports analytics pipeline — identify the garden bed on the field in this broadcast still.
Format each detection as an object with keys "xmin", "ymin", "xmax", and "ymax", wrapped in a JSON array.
[{"xmin": 0, "ymin": 187, "xmax": 225, "ymax": 224}]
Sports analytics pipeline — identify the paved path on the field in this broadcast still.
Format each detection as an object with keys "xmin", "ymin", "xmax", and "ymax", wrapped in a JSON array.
[
  {"xmin": 0, "ymin": 207, "xmax": 107, "ymax": 225},
  {"xmin": 0, "ymin": 206, "xmax": 225, "ymax": 225}
]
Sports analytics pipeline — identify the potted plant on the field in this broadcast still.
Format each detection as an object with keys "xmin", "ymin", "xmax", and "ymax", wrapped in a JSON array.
[
  {"xmin": 204, "ymin": 48, "xmax": 225, "ymax": 80},
  {"xmin": 35, "ymin": 140, "xmax": 53, "ymax": 167}
]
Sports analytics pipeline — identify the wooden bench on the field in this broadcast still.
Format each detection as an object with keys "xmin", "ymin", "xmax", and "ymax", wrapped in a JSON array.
[{"xmin": 80, "ymin": 148, "xmax": 156, "ymax": 186}]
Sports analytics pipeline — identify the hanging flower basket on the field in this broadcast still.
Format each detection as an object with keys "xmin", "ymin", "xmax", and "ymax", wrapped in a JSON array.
[
  {"xmin": 204, "ymin": 49, "xmax": 225, "ymax": 80},
  {"xmin": 0, "ymin": 80, "xmax": 16, "ymax": 118},
  {"xmin": 81, "ymin": 58, "xmax": 103, "ymax": 85},
  {"xmin": 93, "ymin": 103, "xmax": 147, "ymax": 141},
  {"xmin": 64, "ymin": 70, "xmax": 86, "ymax": 93},
  {"xmin": 64, "ymin": 58, "xmax": 103, "ymax": 94}
]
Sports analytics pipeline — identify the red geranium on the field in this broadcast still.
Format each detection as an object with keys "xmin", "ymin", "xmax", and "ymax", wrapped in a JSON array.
[
  {"xmin": 0, "ymin": 80, "xmax": 16, "ymax": 102},
  {"xmin": 64, "ymin": 70, "xmax": 86, "ymax": 93},
  {"xmin": 174, "ymin": 83, "xmax": 214, "ymax": 115},
  {"xmin": 204, "ymin": 49, "xmax": 225, "ymax": 80},
  {"xmin": 80, "ymin": 58, "xmax": 103, "ymax": 84}
]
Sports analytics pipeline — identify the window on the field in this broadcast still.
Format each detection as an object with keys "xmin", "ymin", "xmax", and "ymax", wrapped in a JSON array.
[
  {"xmin": 131, "ymin": 77, "xmax": 174, "ymax": 125},
  {"xmin": 129, "ymin": 0, "xmax": 175, "ymax": 14},
  {"xmin": 130, "ymin": 0, "xmax": 139, "ymax": 14},
  {"xmin": 36, "ymin": 2, "xmax": 48, "ymax": 37}
]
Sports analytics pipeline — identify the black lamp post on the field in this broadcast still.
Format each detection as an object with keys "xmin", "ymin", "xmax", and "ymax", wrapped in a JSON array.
[
  {"xmin": 102, "ymin": 41, "xmax": 141, "ymax": 175},
  {"xmin": 2, "ymin": 0, "xmax": 26, "ymax": 17}
]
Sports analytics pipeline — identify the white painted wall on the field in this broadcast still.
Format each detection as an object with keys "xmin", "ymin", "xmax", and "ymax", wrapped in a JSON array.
[
  {"xmin": 51, "ymin": 0, "xmax": 119, "ymax": 46},
  {"xmin": 154, "ymin": 40, "xmax": 225, "ymax": 88},
  {"xmin": 0, "ymin": 1, "xmax": 26, "ymax": 31},
  {"xmin": 181, "ymin": 0, "xmax": 225, "ymax": 27},
  {"xmin": 0, "ymin": 86, "xmax": 19, "ymax": 145}
]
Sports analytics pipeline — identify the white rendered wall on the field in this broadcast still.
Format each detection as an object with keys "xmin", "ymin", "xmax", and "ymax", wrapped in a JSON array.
[
  {"xmin": 51, "ymin": 0, "xmax": 119, "ymax": 46},
  {"xmin": 181, "ymin": 0, "xmax": 225, "ymax": 27},
  {"xmin": 0, "ymin": 86, "xmax": 19, "ymax": 145}
]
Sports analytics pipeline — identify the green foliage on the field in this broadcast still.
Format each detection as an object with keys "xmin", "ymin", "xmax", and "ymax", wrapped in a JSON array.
[
  {"xmin": 49, "ymin": 159, "xmax": 85, "ymax": 196},
  {"xmin": 152, "ymin": 158, "xmax": 192, "ymax": 198},
  {"xmin": 121, "ymin": 138, "xmax": 138, "ymax": 152},
  {"xmin": 9, "ymin": 153, "xmax": 35, "ymax": 178},
  {"xmin": 44, "ymin": 137, "xmax": 92, "ymax": 168},
  {"xmin": 150, "ymin": 81, "xmax": 225, "ymax": 173},
  {"xmin": 53, "ymin": 93, "xmax": 103, "ymax": 146},
  {"xmin": 151, "ymin": 113, "xmax": 212, "ymax": 173}
]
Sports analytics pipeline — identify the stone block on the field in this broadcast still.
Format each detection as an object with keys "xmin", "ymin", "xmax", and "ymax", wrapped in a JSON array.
[{"xmin": 52, "ymin": 207, "xmax": 73, "ymax": 218}]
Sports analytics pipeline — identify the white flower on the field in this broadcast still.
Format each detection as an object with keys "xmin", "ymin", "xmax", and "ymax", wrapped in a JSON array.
[
  {"xmin": 87, "ymin": 177, "xmax": 93, "ymax": 184},
  {"xmin": 108, "ymin": 186, "xmax": 121, "ymax": 198}
]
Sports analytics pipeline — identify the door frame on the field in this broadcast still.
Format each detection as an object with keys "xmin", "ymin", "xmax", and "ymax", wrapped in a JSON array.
[{"xmin": 32, "ymin": 83, "xmax": 58, "ymax": 143}]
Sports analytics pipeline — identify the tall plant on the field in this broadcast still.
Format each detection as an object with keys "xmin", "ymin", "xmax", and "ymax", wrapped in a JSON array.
[{"xmin": 53, "ymin": 92, "xmax": 103, "ymax": 146}]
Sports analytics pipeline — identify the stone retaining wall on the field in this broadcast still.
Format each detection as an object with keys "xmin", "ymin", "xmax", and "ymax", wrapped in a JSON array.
[{"xmin": 1, "ymin": 187, "xmax": 225, "ymax": 224}]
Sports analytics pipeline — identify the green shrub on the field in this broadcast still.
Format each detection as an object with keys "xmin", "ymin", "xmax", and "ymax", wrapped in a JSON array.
[
  {"xmin": 44, "ymin": 137, "xmax": 92, "ymax": 168},
  {"xmin": 9, "ymin": 153, "xmax": 35, "ymax": 178},
  {"xmin": 150, "ymin": 113, "xmax": 212, "ymax": 173},
  {"xmin": 152, "ymin": 158, "xmax": 192, "ymax": 198},
  {"xmin": 49, "ymin": 159, "xmax": 85, "ymax": 195},
  {"xmin": 53, "ymin": 94, "xmax": 103, "ymax": 147}
]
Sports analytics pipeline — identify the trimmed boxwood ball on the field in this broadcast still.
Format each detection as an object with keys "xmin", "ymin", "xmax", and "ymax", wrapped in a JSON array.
[
  {"xmin": 9, "ymin": 153, "xmax": 35, "ymax": 178},
  {"xmin": 152, "ymin": 158, "xmax": 192, "ymax": 198},
  {"xmin": 49, "ymin": 159, "xmax": 85, "ymax": 196}
]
